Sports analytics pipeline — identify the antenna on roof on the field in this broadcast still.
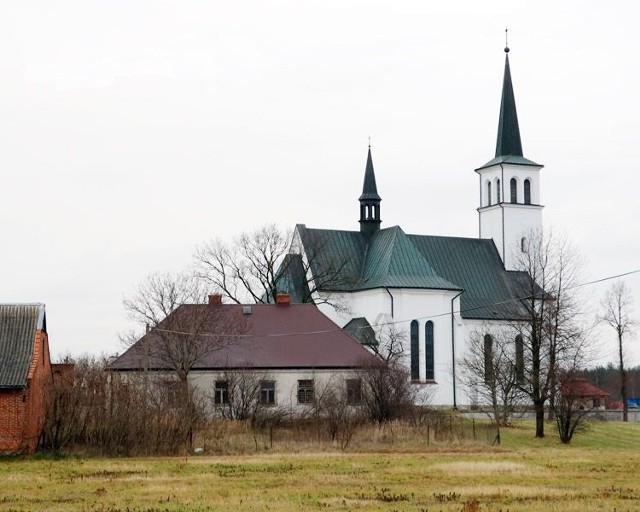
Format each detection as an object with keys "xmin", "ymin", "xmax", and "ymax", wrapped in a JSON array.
[{"xmin": 504, "ymin": 27, "xmax": 510, "ymax": 53}]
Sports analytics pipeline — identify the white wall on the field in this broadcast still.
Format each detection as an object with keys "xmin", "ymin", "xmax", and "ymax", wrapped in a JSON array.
[
  {"xmin": 477, "ymin": 162, "xmax": 544, "ymax": 270},
  {"xmin": 189, "ymin": 368, "xmax": 361, "ymax": 415},
  {"xmin": 319, "ymin": 287, "xmax": 465, "ymax": 406}
]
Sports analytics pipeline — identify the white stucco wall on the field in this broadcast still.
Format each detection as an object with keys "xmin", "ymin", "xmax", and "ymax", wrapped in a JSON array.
[
  {"xmin": 477, "ymin": 162, "xmax": 543, "ymax": 270},
  {"xmin": 189, "ymin": 368, "xmax": 362, "ymax": 415},
  {"xmin": 317, "ymin": 287, "xmax": 472, "ymax": 406}
]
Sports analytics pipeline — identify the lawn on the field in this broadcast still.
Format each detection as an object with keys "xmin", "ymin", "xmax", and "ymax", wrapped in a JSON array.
[{"xmin": 1, "ymin": 420, "xmax": 639, "ymax": 511}]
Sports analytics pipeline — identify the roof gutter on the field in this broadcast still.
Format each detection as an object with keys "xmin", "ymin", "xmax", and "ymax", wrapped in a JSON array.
[
  {"xmin": 451, "ymin": 290, "xmax": 464, "ymax": 409},
  {"xmin": 383, "ymin": 287, "xmax": 394, "ymax": 318}
]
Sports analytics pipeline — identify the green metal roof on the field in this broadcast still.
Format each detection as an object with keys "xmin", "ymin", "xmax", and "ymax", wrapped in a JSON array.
[
  {"xmin": 475, "ymin": 154, "xmax": 541, "ymax": 171},
  {"xmin": 343, "ymin": 317, "xmax": 378, "ymax": 347},
  {"xmin": 407, "ymin": 235, "xmax": 528, "ymax": 320},
  {"xmin": 358, "ymin": 226, "xmax": 460, "ymax": 290},
  {"xmin": 293, "ymin": 225, "xmax": 528, "ymax": 321},
  {"xmin": 0, "ymin": 304, "xmax": 46, "ymax": 389}
]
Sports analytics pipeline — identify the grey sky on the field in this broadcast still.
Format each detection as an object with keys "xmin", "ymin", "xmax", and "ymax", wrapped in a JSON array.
[{"xmin": 2, "ymin": 1, "xmax": 638, "ymax": 365}]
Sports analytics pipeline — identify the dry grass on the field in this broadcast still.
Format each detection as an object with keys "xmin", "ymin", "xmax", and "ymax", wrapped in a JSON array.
[{"xmin": 1, "ymin": 420, "xmax": 640, "ymax": 511}]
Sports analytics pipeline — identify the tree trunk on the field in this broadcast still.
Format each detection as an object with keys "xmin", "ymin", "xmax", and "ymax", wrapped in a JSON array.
[
  {"xmin": 619, "ymin": 330, "xmax": 628, "ymax": 422},
  {"xmin": 534, "ymin": 399, "xmax": 545, "ymax": 438}
]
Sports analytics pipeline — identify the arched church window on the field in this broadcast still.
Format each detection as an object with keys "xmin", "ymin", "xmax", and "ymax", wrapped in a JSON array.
[
  {"xmin": 515, "ymin": 335, "xmax": 525, "ymax": 383},
  {"xmin": 487, "ymin": 182, "xmax": 492, "ymax": 206},
  {"xmin": 496, "ymin": 179, "xmax": 501, "ymax": 203},
  {"xmin": 510, "ymin": 178, "xmax": 517, "ymax": 203},
  {"xmin": 483, "ymin": 334, "xmax": 494, "ymax": 384},
  {"xmin": 410, "ymin": 320, "xmax": 419, "ymax": 381},
  {"xmin": 425, "ymin": 321, "xmax": 434, "ymax": 380},
  {"xmin": 521, "ymin": 237, "xmax": 527, "ymax": 252},
  {"xmin": 524, "ymin": 179, "xmax": 531, "ymax": 204}
]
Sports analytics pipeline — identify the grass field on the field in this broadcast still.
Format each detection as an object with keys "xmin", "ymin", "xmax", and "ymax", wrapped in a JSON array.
[{"xmin": 1, "ymin": 420, "xmax": 640, "ymax": 511}]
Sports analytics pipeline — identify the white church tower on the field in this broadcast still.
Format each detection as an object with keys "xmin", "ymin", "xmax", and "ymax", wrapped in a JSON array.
[{"xmin": 476, "ymin": 44, "xmax": 543, "ymax": 270}]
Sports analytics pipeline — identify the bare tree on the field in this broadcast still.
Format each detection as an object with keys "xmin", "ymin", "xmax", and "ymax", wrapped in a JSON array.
[
  {"xmin": 368, "ymin": 324, "xmax": 407, "ymax": 363},
  {"xmin": 353, "ymin": 323, "xmax": 428, "ymax": 424},
  {"xmin": 314, "ymin": 376, "xmax": 366, "ymax": 449},
  {"xmin": 360, "ymin": 360, "xmax": 416, "ymax": 424},
  {"xmin": 513, "ymin": 230, "xmax": 589, "ymax": 438},
  {"xmin": 194, "ymin": 223, "xmax": 354, "ymax": 311},
  {"xmin": 42, "ymin": 356, "xmax": 206, "ymax": 455},
  {"xmin": 122, "ymin": 271, "xmax": 242, "ymax": 396},
  {"xmin": 600, "ymin": 280, "xmax": 636, "ymax": 421},
  {"xmin": 554, "ymin": 373, "xmax": 594, "ymax": 444},
  {"xmin": 194, "ymin": 224, "xmax": 291, "ymax": 304},
  {"xmin": 460, "ymin": 328, "xmax": 527, "ymax": 443},
  {"xmin": 214, "ymin": 369, "xmax": 264, "ymax": 421}
]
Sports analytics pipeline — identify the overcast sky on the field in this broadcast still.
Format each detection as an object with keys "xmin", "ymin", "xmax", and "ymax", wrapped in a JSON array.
[{"xmin": 2, "ymin": 1, "xmax": 638, "ymax": 365}]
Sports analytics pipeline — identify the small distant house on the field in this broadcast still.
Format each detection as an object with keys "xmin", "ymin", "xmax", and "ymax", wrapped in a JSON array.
[
  {"xmin": 561, "ymin": 378, "xmax": 609, "ymax": 410},
  {"xmin": 109, "ymin": 295, "xmax": 380, "ymax": 414},
  {"xmin": 0, "ymin": 304, "xmax": 52, "ymax": 454}
]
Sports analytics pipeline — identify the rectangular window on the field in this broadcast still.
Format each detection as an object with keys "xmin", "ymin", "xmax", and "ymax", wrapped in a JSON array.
[
  {"xmin": 166, "ymin": 383, "xmax": 180, "ymax": 407},
  {"xmin": 346, "ymin": 379, "xmax": 362, "ymax": 405},
  {"xmin": 410, "ymin": 320, "xmax": 419, "ymax": 381},
  {"xmin": 297, "ymin": 379, "xmax": 314, "ymax": 404},
  {"xmin": 425, "ymin": 321, "xmax": 435, "ymax": 381},
  {"xmin": 260, "ymin": 380, "xmax": 276, "ymax": 406},
  {"xmin": 214, "ymin": 380, "xmax": 229, "ymax": 405}
]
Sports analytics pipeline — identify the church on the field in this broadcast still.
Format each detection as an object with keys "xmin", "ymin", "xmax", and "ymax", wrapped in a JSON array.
[{"xmin": 282, "ymin": 45, "xmax": 543, "ymax": 406}]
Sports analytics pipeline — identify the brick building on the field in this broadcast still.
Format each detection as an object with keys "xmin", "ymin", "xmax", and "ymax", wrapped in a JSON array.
[{"xmin": 0, "ymin": 304, "xmax": 52, "ymax": 454}]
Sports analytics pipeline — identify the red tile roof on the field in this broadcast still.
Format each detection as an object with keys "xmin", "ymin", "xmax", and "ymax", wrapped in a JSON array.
[
  {"xmin": 562, "ymin": 378, "xmax": 609, "ymax": 398},
  {"xmin": 111, "ymin": 303, "xmax": 380, "ymax": 371}
]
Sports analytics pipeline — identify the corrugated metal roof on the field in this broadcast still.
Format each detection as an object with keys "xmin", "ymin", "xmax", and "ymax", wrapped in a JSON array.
[
  {"xmin": 110, "ymin": 303, "xmax": 380, "ymax": 372},
  {"xmin": 272, "ymin": 253, "xmax": 311, "ymax": 303},
  {"xmin": 294, "ymin": 225, "xmax": 528, "ymax": 321},
  {"xmin": 343, "ymin": 317, "xmax": 378, "ymax": 347},
  {"xmin": 0, "ymin": 304, "xmax": 45, "ymax": 388},
  {"xmin": 296, "ymin": 225, "xmax": 366, "ymax": 290},
  {"xmin": 408, "ymin": 235, "xmax": 528, "ymax": 320},
  {"xmin": 358, "ymin": 227, "xmax": 460, "ymax": 290},
  {"xmin": 298, "ymin": 225, "xmax": 459, "ymax": 292},
  {"xmin": 475, "ymin": 154, "xmax": 541, "ymax": 171}
]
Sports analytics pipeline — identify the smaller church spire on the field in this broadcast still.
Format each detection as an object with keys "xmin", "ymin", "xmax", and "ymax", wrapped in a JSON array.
[
  {"xmin": 359, "ymin": 146, "xmax": 381, "ymax": 237},
  {"xmin": 495, "ymin": 41, "xmax": 523, "ymax": 157}
]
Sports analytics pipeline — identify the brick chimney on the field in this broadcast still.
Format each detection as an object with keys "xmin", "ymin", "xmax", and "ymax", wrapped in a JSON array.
[
  {"xmin": 208, "ymin": 294, "xmax": 223, "ymax": 306},
  {"xmin": 275, "ymin": 293, "xmax": 291, "ymax": 306}
]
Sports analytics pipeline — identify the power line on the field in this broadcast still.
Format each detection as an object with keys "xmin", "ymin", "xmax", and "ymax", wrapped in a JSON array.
[{"xmin": 148, "ymin": 268, "xmax": 640, "ymax": 340}]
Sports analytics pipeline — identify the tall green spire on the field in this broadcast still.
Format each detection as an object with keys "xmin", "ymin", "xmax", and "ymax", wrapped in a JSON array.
[
  {"xmin": 359, "ymin": 146, "xmax": 381, "ymax": 201},
  {"xmin": 495, "ymin": 47, "xmax": 523, "ymax": 158},
  {"xmin": 359, "ymin": 146, "xmax": 381, "ymax": 237}
]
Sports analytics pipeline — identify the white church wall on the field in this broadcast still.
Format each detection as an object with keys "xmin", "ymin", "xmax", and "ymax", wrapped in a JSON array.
[
  {"xmin": 479, "ymin": 205, "xmax": 504, "ymax": 258},
  {"xmin": 454, "ymin": 319, "xmax": 526, "ymax": 407},
  {"xmin": 477, "ymin": 162, "xmax": 544, "ymax": 270},
  {"xmin": 320, "ymin": 286, "xmax": 464, "ymax": 406}
]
